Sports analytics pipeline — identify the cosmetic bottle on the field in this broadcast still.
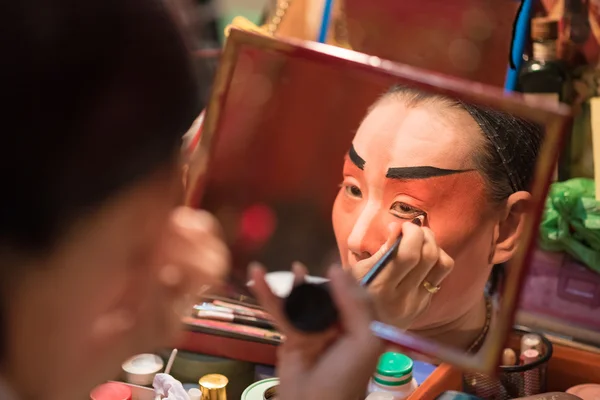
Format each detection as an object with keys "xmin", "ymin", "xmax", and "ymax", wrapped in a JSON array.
[
  {"xmin": 517, "ymin": 17, "xmax": 573, "ymax": 180},
  {"xmin": 366, "ymin": 352, "xmax": 418, "ymax": 400},
  {"xmin": 518, "ymin": 18, "xmax": 571, "ymax": 101}
]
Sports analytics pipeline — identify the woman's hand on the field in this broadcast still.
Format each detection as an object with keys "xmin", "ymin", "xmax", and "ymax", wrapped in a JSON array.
[
  {"xmin": 103, "ymin": 207, "xmax": 230, "ymax": 350},
  {"xmin": 160, "ymin": 207, "xmax": 230, "ymax": 299},
  {"xmin": 364, "ymin": 220, "xmax": 454, "ymax": 329},
  {"xmin": 250, "ymin": 264, "xmax": 383, "ymax": 400}
]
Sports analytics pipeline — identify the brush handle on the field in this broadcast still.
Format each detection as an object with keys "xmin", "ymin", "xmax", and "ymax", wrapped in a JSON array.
[{"xmin": 360, "ymin": 236, "xmax": 402, "ymax": 286}]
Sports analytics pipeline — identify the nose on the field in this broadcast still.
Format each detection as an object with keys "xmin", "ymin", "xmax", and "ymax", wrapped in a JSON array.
[{"xmin": 347, "ymin": 203, "xmax": 388, "ymax": 261}]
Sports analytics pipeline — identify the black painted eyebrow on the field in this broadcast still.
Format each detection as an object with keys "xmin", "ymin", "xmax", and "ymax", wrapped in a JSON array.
[
  {"xmin": 348, "ymin": 144, "xmax": 365, "ymax": 170},
  {"xmin": 386, "ymin": 166, "xmax": 474, "ymax": 180}
]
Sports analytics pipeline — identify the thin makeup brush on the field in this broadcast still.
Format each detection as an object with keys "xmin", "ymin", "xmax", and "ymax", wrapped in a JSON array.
[{"xmin": 359, "ymin": 214, "xmax": 423, "ymax": 287}]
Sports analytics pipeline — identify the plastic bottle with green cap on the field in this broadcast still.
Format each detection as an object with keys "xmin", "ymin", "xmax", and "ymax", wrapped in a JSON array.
[{"xmin": 366, "ymin": 352, "xmax": 418, "ymax": 400}]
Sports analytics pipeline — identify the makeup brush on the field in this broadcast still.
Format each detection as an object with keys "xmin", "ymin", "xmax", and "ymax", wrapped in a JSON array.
[
  {"xmin": 283, "ymin": 216, "xmax": 424, "ymax": 333},
  {"xmin": 359, "ymin": 236, "xmax": 403, "ymax": 286}
]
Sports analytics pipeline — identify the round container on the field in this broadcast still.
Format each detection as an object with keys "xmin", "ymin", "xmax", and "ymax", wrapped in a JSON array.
[
  {"xmin": 199, "ymin": 373, "xmax": 228, "ymax": 400},
  {"xmin": 367, "ymin": 352, "xmax": 418, "ymax": 400},
  {"xmin": 90, "ymin": 382, "xmax": 132, "ymax": 400},
  {"xmin": 242, "ymin": 378, "xmax": 280, "ymax": 400},
  {"xmin": 188, "ymin": 388, "xmax": 202, "ymax": 400},
  {"xmin": 566, "ymin": 384, "xmax": 600, "ymax": 400},
  {"xmin": 121, "ymin": 353, "xmax": 164, "ymax": 386}
]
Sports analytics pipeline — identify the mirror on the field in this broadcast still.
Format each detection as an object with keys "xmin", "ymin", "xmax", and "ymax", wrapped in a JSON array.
[{"xmin": 185, "ymin": 28, "xmax": 571, "ymax": 373}]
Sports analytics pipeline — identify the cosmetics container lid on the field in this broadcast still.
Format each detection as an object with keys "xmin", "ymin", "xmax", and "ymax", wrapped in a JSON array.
[
  {"xmin": 199, "ymin": 374, "xmax": 228, "ymax": 400},
  {"xmin": 121, "ymin": 353, "xmax": 164, "ymax": 386},
  {"xmin": 284, "ymin": 281, "xmax": 338, "ymax": 332},
  {"xmin": 241, "ymin": 378, "xmax": 279, "ymax": 400},
  {"xmin": 374, "ymin": 352, "xmax": 414, "ymax": 386},
  {"xmin": 566, "ymin": 384, "xmax": 600, "ymax": 400},
  {"xmin": 521, "ymin": 349, "xmax": 540, "ymax": 364},
  {"xmin": 520, "ymin": 333, "xmax": 542, "ymax": 354},
  {"xmin": 90, "ymin": 382, "xmax": 132, "ymax": 400},
  {"xmin": 188, "ymin": 388, "xmax": 202, "ymax": 400}
]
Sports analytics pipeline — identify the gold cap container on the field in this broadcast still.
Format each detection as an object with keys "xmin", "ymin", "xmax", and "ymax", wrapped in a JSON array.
[{"xmin": 199, "ymin": 374, "xmax": 228, "ymax": 400}]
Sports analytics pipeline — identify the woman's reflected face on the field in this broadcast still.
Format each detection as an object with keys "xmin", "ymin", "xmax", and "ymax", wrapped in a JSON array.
[{"xmin": 331, "ymin": 99, "xmax": 499, "ymax": 328}]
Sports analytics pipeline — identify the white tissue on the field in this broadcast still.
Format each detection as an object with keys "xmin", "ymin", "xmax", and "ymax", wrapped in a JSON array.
[{"xmin": 153, "ymin": 373, "xmax": 190, "ymax": 400}]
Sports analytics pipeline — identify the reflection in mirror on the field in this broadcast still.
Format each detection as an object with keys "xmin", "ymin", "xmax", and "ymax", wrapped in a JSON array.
[{"xmin": 186, "ymin": 29, "xmax": 570, "ymax": 373}]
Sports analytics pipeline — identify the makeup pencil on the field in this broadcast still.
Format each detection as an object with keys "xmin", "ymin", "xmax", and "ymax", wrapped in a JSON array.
[
  {"xmin": 359, "ymin": 236, "xmax": 403, "ymax": 286},
  {"xmin": 359, "ymin": 215, "xmax": 424, "ymax": 287},
  {"xmin": 195, "ymin": 310, "xmax": 275, "ymax": 330}
]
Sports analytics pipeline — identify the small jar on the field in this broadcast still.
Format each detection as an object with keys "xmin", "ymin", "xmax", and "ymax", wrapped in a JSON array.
[{"xmin": 367, "ymin": 352, "xmax": 418, "ymax": 400}]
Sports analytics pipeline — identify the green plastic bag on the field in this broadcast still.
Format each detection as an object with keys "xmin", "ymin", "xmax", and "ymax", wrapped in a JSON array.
[{"xmin": 539, "ymin": 178, "xmax": 600, "ymax": 274}]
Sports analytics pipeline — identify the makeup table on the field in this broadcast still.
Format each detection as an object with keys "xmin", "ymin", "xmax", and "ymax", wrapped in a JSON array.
[{"xmin": 177, "ymin": 326, "xmax": 600, "ymax": 400}]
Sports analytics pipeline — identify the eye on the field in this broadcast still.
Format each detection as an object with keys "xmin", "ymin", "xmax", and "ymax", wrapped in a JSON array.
[
  {"xmin": 390, "ymin": 202, "xmax": 425, "ymax": 219},
  {"xmin": 343, "ymin": 184, "xmax": 362, "ymax": 199}
]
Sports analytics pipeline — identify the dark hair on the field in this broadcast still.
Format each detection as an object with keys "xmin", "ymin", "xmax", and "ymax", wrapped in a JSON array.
[
  {"xmin": 0, "ymin": 0, "xmax": 204, "ymax": 357},
  {"xmin": 0, "ymin": 0, "xmax": 202, "ymax": 253},
  {"xmin": 380, "ymin": 84, "xmax": 544, "ymax": 203},
  {"xmin": 379, "ymin": 85, "xmax": 544, "ymax": 297}
]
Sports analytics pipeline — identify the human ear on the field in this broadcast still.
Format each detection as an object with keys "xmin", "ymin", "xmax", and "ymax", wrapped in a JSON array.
[{"xmin": 490, "ymin": 191, "xmax": 531, "ymax": 264}]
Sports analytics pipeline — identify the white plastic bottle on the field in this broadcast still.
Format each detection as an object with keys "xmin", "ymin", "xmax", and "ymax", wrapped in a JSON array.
[
  {"xmin": 366, "ymin": 352, "xmax": 418, "ymax": 400},
  {"xmin": 365, "ymin": 392, "xmax": 396, "ymax": 400}
]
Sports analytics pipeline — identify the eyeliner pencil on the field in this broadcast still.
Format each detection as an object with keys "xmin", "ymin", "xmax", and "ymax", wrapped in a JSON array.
[
  {"xmin": 359, "ymin": 216, "xmax": 423, "ymax": 287},
  {"xmin": 359, "ymin": 236, "xmax": 403, "ymax": 286},
  {"xmin": 195, "ymin": 310, "xmax": 275, "ymax": 330}
]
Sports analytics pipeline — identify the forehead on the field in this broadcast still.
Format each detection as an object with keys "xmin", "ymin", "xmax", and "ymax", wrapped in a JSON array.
[{"xmin": 353, "ymin": 100, "xmax": 481, "ymax": 170}]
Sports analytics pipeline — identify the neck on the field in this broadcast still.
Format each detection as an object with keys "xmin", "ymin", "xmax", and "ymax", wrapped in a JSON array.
[{"xmin": 410, "ymin": 295, "xmax": 488, "ymax": 351}]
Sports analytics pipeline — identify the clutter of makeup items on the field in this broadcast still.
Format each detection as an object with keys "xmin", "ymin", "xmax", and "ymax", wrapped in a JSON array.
[{"xmin": 463, "ymin": 331, "xmax": 553, "ymax": 400}]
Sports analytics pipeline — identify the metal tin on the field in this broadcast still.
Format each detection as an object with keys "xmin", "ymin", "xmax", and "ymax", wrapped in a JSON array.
[
  {"xmin": 199, "ymin": 374, "xmax": 228, "ymax": 400},
  {"xmin": 242, "ymin": 378, "xmax": 280, "ymax": 400}
]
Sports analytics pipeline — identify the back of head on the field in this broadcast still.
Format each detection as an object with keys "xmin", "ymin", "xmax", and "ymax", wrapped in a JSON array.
[
  {"xmin": 0, "ymin": 0, "xmax": 202, "ymax": 253},
  {"xmin": 0, "ymin": 0, "xmax": 203, "ymax": 362}
]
